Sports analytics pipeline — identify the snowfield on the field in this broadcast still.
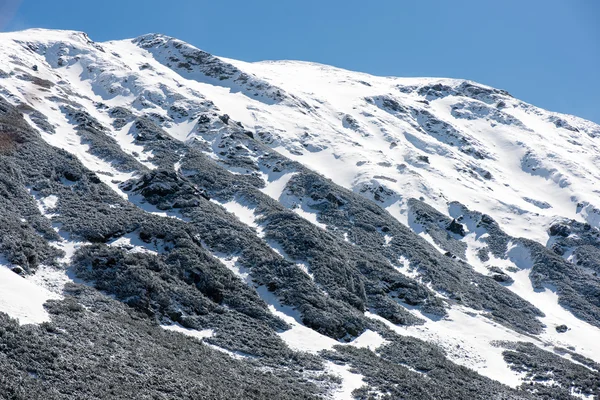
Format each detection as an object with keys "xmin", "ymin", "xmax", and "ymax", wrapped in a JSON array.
[{"xmin": 3, "ymin": 28, "xmax": 598, "ymax": 244}]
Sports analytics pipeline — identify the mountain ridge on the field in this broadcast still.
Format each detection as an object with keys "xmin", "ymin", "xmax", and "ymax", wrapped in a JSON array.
[{"xmin": 0, "ymin": 28, "xmax": 599, "ymax": 399}]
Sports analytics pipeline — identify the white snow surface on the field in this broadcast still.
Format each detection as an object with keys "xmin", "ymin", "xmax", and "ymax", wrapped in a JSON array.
[
  {"xmin": 162, "ymin": 324, "xmax": 215, "ymax": 340},
  {"xmin": 218, "ymin": 198, "xmax": 260, "ymax": 229},
  {"xmin": 0, "ymin": 259, "xmax": 60, "ymax": 325},
  {"xmin": 2, "ymin": 28, "xmax": 598, "ymax": 246},
  {"xmin": 260, "ymin": 172, "xmax": 297, "ymax": 201},
  {"xmin": 325, "ymin": 361, "xmax": 367, "ymax": 400}
]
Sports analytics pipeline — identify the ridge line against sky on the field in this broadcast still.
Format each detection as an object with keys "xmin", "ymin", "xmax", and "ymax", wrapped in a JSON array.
[{"xmin": 1, "ymin": 0, "xmax": 598, "ymax": 124}]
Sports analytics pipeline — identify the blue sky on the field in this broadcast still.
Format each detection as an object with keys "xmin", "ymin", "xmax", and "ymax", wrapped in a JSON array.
[{"xmin": 2, "ymin": 0, "xmax": 599, "ymax": 123}]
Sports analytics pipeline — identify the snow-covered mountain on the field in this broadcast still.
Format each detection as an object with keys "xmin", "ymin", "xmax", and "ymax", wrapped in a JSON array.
[{"xmin": 1, "ymin": 28, "xmax": 600, "ymax": 399}]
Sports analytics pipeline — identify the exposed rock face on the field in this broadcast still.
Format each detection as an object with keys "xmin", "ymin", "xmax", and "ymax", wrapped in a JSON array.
[{"xmin": 447, "ymin": 219, "xmax": 466, "ymax": 236}]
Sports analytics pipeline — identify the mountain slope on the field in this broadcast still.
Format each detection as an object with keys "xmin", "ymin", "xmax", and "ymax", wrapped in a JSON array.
[{"xmin": 0, "ymin": 28, "xmax": 599, "ymax": 399}]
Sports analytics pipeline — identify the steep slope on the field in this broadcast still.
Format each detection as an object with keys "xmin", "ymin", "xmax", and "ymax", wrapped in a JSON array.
[{"xmin": 0, "ymin": 28, "xmax": 599, "ymax": 399}]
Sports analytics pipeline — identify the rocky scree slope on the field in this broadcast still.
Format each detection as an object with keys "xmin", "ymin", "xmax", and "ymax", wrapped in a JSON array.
[{"xmin": 0, "ymin": 29, "xmax": 599, "ymax": 399}]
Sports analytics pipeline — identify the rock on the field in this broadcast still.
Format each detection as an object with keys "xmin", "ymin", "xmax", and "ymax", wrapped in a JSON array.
[
  {"xmin": 197, "ymin": 114, "xmax": 210, "ymax": 124},
  {"xmin": 447, "ymin": 219, "xmax": 466, "ymax": 236},
  {"xmin": 489, "ymin": 266, "xmax": 514, "ymax": 284},
  {"xmin": 492, "ymin": 273, "xmax": 514, "ymax": 284},
  {"xmin": 551, "ymin": 243, "xmax": 565, "ymax": 256},
  {"xmin": 488, "ymin": 266, "xmax": 503, "ymax": 274},
  {"xmin": 480, "ymin": 214, "xmax": 494, "ymax": 225},
  {"xmin": 11, "ymin": 266, "xmax": 24, "ymax": 275},
  {"xmin": 417, "ymin": 83, "xmax": 454, "ymax": 98},
  {"xmin": 219, "ymin": 114, "xmax": 230, "ymax": 125},
  {"xmin": 325, "ymin": 192, "xmax": 345, "ymax": 207},
  {"xmin": 381, "ymin": 97, "xmax": 407, "ymax": 113},
  {"xmin": 553, "ymin": 118, "xmax": 579, "ymax": 132},
  {"xmin": 555, "ymin": 324, "xmax": 569, "ymax": 333},
  {"xmin": 549, "ymin": 223, "xmax": 571, "ymax": 237}
]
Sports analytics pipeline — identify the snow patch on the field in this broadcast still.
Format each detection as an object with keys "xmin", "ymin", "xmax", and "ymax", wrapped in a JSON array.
[
  {"xmin": 161, "ymin": 324, "xmax": 249, "ymax": 359},
  {"xmin": 292, "ymin": 206, "xmax": 327, "ymax": 230},
  {"xmin": 325, "ymin": 361, "xmax": 366, "ymax": 400},
  {"xmin": 260, "ymin": 172, "xmax": 297, "ymax": 201},
  {"xmin": 348, "ymin": 329, "xmax": 388, "ymax": 351},
  {"xmin": 108, "ymin": 232, "xmax": 160, "ymax": 255},
  {"xmin": 367, "ymin": 308, "xmax": 528, "ymax": 388},
  {"xmin": 0, "ymin": 259, "xmax": 61, "ymax": 325},
  {"xmin": 218, "ymin": 198, "xmax": 260, "ymax": 229},
  {"xmin": 40, "ymin": 195, "xmax": 58, "ymax": 211},
  {"xmin": 162, "ymin": 324, "xmax": 215, "ymax": 340},
  {"xmin": 212, "ymin": 253, "xmax": 252, "ymax": 284},
  {"xmin": 26, "ymin": 264, "xmax": 73, "ymax": 296}
]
